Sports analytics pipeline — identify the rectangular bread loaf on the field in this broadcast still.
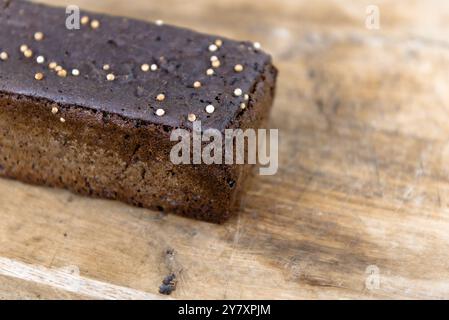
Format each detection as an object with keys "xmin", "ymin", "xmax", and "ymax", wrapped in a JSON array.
[{"xmin": 0, "ymin": 0, "xmax": 277, "ymax": 222}]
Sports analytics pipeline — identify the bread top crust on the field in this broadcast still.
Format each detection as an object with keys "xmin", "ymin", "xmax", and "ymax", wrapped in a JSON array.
[{"xmin": 0, "ymin": 0, "xmax": 274, "ymax": 131}]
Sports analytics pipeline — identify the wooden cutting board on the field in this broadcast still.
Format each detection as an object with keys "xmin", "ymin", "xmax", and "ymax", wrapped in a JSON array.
[{"xmin": 1, "ymin": 0, "xmax": 449, "ymax": 299}]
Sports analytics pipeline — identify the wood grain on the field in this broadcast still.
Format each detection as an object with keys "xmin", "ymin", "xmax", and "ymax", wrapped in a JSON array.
[{"xmin": 1, "ymin": 0, "xmax": 449, "ymax": 299}]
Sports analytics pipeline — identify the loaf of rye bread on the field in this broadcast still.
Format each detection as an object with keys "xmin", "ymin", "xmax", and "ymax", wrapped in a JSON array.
[{"xmin": 0, "ymin": 0, "xmax": 277, "ymax": 222}]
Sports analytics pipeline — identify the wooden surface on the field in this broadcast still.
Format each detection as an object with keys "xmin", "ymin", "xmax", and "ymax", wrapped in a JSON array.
[{"xmin": 2, "ymin": 0, "xmax": 449, "ymax": 299}]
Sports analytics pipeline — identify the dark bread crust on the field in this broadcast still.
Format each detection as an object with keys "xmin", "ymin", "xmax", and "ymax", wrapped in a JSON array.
[
  {"xmin": 0, "ymin": 0, "xmax": 277, "ymax": 222},
  {"xmin": 0, "ymin": 0, "xmax": 273, "ymax": 131},
  {"xmin": 0, "ymin": 64, "xmax": 276, "ymax": 223}
]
